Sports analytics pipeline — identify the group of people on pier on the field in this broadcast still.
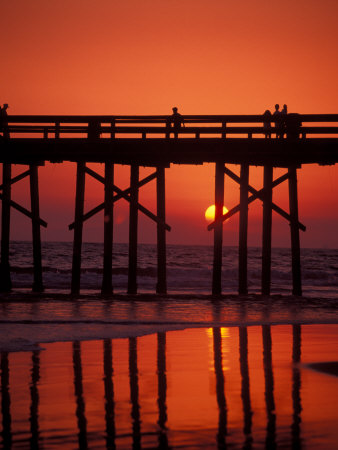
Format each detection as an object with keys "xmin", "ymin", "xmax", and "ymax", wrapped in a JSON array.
[
  {"xmin": 169, "ymin": 105, "xmax": 301, "ymax": 139},
  {"xmin": 263, "ymin": 103, "xmax": 288, "ymax": 139}
]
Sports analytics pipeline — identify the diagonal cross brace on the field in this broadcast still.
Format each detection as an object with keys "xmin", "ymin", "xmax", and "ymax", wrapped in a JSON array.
[
  {"xmin": 0, "ymin": 170, "xmax": 31, "ymax": 191},
  {"xmin": 69, "ymin": 168, "xmax": 171, "ymax": 231},
  {"xmin": 208, "ymin": 168, "xmax": 306, "ymax": 231},
  {"xmin": 0, "ymin": 193, "xmax": 48, "ymax": 227}
]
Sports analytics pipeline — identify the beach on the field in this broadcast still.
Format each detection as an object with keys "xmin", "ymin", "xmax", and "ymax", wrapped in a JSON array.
[{"xmin": 0, "ymin": 292, "xmax": 338, "ymax": 448}]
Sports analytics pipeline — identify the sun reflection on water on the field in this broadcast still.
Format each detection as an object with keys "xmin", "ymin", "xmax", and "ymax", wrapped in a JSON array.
[{"xmin": 206, "ymin": 327, "xmax": 230, "ymax": 372}]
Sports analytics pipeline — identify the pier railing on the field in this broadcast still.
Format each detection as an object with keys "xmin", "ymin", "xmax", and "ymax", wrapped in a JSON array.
[{"xmin": 4, "ymin": 114, "xmax": 338, "ymax": 139}]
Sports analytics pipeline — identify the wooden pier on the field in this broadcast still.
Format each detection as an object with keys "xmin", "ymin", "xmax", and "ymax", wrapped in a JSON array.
[{"xmin": 0, "ymin": 113, "xmax": 337, "ymax": 295}]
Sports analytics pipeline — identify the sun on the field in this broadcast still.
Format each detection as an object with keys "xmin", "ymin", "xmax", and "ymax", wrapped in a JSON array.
[{"xmin": 205, "ymin": 204, "xmax": 229, "ymax": 222}]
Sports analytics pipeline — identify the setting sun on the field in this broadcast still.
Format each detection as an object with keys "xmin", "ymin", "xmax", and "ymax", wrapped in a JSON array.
[{"xmin": 205, "ymin": 204, "xmax": 229, "ymax": 222}]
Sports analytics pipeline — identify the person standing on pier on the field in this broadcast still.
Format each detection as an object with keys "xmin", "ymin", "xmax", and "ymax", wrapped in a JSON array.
[
  {"xmin": 272, "ymin": 104, "xmax": 282, "ymax": 138},
  {"xmin": 0, "ymin": 103, "xmax": 9, "ymax": 139},
  {"xmin": 170, "ymin": 107, "xmax": 184, "ymax": 138},
  {"xmin": 280, "ymin": 104, "xmax": 288, "ymax": 138}
]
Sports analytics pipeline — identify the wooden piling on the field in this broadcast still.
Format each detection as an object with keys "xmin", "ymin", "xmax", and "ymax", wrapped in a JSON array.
[
  {"xmin": 0, "ymin": 163, "xmax": 12, "ymax": 292},
  {"xmin": 102, "ymin": 162, "xmax": 114, "ymax": 295},
  {"xmin": 29, "ymin": 165, "xmax": 44, "ymax": 292},
  {"xmin": 262, "ymin": 166, "xmax": 273, "ymax": 295},
  {"xmin": 239, "ymin": 164, "xmax": 249, "ymax": 294},
  {"xmin": 128, "ymin": 165, "xmax": 139, "ymax": 294},
  {"xmin": 212, "ymin": 162, "xmax": 224, "ymax": 295},
  {"xmin": 288, "ymin": 167, "xmax": 302, "ymax": 296},
  {"xmin": 156, "ymin": 167, "xmax": 167, "ymax": 294},
  {"xmin": 71, "ymin": 162, "xmax": 86, "ymax": 295}
]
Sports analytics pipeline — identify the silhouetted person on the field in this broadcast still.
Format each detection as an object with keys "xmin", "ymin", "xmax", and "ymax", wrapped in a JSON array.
[
  {"xmin": 272, "ymin": 104, "xmax": 281, "ymax": 139},
  {"xmin": 263, "ymin": 110, "xmax": 272, "ymax": 138},
  {"xmin": 0, "ymin": 103, "xmax": 9, "ymax": 139},
  {"xmin": 169, "ymin": 106, "xmax": 184, "ymax": 138},
  {"xmin": 280, "ymin": 104, "xmax": 288, "ymax": 138}
]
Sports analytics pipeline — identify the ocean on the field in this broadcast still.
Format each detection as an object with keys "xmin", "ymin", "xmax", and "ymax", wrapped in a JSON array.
[{"xmin": 8, "ymin": 241, "xmax": 338, "ymax": 298}]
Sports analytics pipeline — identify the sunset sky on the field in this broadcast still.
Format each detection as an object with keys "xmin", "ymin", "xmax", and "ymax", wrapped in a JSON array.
[{"xmin": 1, "ymin": 0, "xmax": 338, "ymax": 247}]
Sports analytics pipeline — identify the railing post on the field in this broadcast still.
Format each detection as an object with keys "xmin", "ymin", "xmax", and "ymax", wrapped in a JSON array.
[
  {"xmin": 110, "ymin": 119, "xmax": 115, "ymax": 139},
  {"xmin": 0, "ymin": 163, "xmax": 12, "ymax": 291},
  {"xmin": 288, "ymin": 166, "xmax": 302, "ymax": 296},
  {"xmin": 29, "ymin": 165, "xmax": 44, "ymax": 292},
  {"xmin": 156, "ymin": 167, "xmax": 167, "ymax": 294},
  {"xmin": 262, "ymin": 166, "xmax": 273, "ymax": 295},
  {"xmin": 165, "ymin": 119, "xmax": 170, "ymax": 139},
  {"xmin": 55, "ymin": 122, "xmax": 60, "ymax": 139},
  {"xmin": 222, "ymin": 122, "xmax": 227, "ymax": 139},
  {"xmin": 239, "ymin": 164, "xmax": 249, "ymax": 295},
  {"xmin": 212, "ymin": 161, "xmax": 224, "ymax": 295},
  {"xmin": 71, "ymin": 162, "xmax": 86, "ymax": 295},
  {"xmin": 102, "ymin": 162, "xmax": 114, "ymax": 295},
  {"xmin": 128, "ymin": 165, "xmax": 139, "ymax": 294}
]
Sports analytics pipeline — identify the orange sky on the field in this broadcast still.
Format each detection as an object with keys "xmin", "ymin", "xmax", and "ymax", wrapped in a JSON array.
[{"xmin": 1, "ymin": 0, "xmax": 338, "ymax": 246}]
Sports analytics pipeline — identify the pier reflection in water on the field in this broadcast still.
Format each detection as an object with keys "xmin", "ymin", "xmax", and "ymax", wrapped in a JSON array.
[{"xmin": 1, "ymin": 325, "xmax": 338, "ymax": 449}]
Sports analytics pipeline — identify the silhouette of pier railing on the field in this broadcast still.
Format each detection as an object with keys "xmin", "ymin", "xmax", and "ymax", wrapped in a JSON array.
[
  {"xmin": 4, "ymin": 114, "xmax": 338, "ymax": 137},
  {"xmin": 1, "ymin": 113, "xmax": 338, "ymax": 295}
]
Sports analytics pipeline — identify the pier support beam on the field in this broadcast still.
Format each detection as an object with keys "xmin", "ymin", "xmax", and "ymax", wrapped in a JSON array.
[
  {"xmin": 0, "ymin": 164, "xmax": 12, "ymax": 292},
  {"xmin": 262, "ymin": 166, "xmax": 273, "ymax": 295},
  {"xmin": 29, "ymin": 165, "xmax": 44, "ymax": 292},
  {"xmin": 288, "ymin": 167, "xmax": 302, "ymax": 296},
  {"xmin": 212, "ymin": 162, "xmax": 225, "ymax": 295},
  {"xmin": 128, "ymin": 165, "xmax": 139, "ymax": 294},
  {"xmin": 156, "ymin": 167, "xmax": 167, "ymax": 294},
  {"xmin": 102, "ymin": 163, "xmax": 114, "ymax": 295},
  {"xmin": 71, "ymin": 162, "xmax": 86, "ymax": 295},
  {"xmin": 239, "ymin": 164, "xmax": 249, "ymax": 295}
]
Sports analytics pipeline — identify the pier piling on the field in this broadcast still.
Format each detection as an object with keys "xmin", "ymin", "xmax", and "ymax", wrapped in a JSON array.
[
  {"xmin": 262, "ymin": 166, "xmax": 273, "ymax": 295},
  {"xmin": 288, "ymin": 167, "xmax": 302, "ymax": 296},
  {"xmin": 239, "ymin": 164, "xmax": 249, "ymax": 295},
  {"xmin": 71, "ymin": 162, "xmax": 86, "ymax": 295},
  {"xmin": 156, "ymin": 167, "xmax": 167, "ymax": 294},
  {"xmin": 128, "ymin": 165, "xmax": 139, "ymax": 294},
  {"xmin": 29, "ymin": 165, "xmax": 44, "ymax": 292},
  {"xmin": 212, "ymin": 162, "xmax": 225, "ymax": 295},
  {"xmin": 0, "ymin": 163, "xmax": 12, "ymax": 292},
  {"xmin": 102, "ymin": 162, "xmax": 114, "ymax": 295}
]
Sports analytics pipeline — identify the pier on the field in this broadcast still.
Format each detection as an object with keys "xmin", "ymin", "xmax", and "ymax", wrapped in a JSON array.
[{"xmin": 1, "ymin": 113, "xmax": 338, "ymax": 295}]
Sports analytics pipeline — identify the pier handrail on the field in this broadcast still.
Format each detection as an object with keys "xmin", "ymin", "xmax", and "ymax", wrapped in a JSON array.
[{"xmin": 3, "ymin": 114, "xmax": 338, "ymax": 140}]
